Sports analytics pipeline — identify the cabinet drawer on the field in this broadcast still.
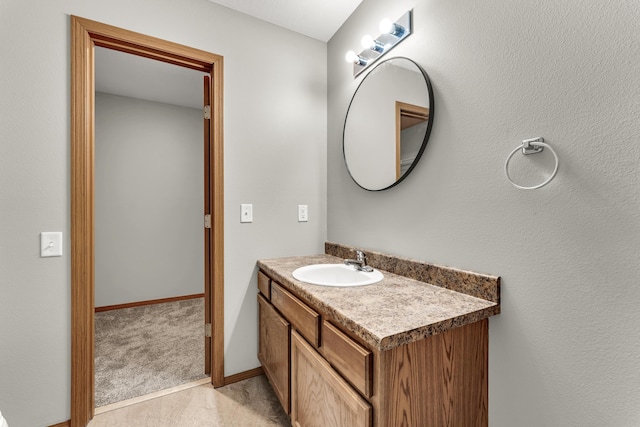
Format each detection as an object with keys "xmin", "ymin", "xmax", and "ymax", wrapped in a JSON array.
[
  {"xmin": 271, "ymin": 282, "xmax": 320, "ymax": 347},
  {"xmin": 258, "ymin": 270, "xmax": 271, "ymax": 300},
  {"xmin": 322, "ymin": 321, "xmax": 373, "ymax": 398}
]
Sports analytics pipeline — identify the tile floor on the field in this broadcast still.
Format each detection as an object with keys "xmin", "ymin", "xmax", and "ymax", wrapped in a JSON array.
[{"xmin": 88, "ymin": 375, "xmax": 290, "ymax": 426}]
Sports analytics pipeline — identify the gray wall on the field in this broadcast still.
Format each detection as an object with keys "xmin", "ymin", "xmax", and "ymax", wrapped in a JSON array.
[
  {"xmin": 0, "ymin": 0, "xmax": 326, "ymax": 425},
  {"xmin": 328, "ymin": 1, "xmax": 640, "ymax": 426},
  {"xmin": 95, "ymin": 92, "xmax": 203, "ymax": 307}
]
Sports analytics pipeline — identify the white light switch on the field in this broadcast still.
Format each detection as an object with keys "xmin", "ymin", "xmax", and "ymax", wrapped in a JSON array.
[
  {"xmin": 298, "ymin": 205, "xmax": 308, "ymax": 222},
  {"xmin": 41, "ymin": 232, "xmax": 63, "ymax": 257},
  {"xmin": 241, "ymin": 204, "xmax": 253, "ymax": 223}
]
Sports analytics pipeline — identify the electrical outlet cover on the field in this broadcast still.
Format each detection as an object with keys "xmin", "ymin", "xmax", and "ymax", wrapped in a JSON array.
[{"xmin": 298, "ymin": 205, "xmax": 308, "ymax": 222}]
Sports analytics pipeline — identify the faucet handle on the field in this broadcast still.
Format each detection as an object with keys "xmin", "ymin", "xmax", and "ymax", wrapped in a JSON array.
[{"xmin": 355, "ymin": 250, "xmax": 365, "ymax": 263}]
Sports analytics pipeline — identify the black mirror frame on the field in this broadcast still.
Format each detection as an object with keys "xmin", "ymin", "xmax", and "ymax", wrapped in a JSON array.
[{"xmin": 343, "ymin": 57, "xmax": 435, "ymax": 191}]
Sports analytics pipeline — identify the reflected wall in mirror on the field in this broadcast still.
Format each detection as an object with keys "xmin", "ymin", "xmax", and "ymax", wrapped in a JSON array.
[{"xmin": 343, "ymin": 57, "xmax": 434, "ymax": 191}]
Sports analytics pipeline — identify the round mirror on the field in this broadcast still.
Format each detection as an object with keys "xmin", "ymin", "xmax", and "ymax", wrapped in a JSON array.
[{"xmin": 343, "ymin": 57, "xmax": 434, "ymax": 191}]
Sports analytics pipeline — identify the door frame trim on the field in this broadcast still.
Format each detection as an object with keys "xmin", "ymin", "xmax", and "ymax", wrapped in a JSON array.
[{"xmin": 70, "ymin": 15, "xmax": 225, "ymax": 427}]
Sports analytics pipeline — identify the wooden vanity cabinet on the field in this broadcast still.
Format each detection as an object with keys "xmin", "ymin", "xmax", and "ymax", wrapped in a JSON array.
[
  {"xmin": 258, "ymin": 269, "xmax": 489, "ymax": 427},
  {"xmin": 258, "ymin": 293, "xmax": 290, "ymax": 413}
]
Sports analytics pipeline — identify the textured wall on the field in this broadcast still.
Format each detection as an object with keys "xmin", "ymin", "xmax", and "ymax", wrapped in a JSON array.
[
  {"xmin": 328, "ymin": 0, "xmax": 640, "ymax": 426},
  {"xmin": 95, "ymin": 93, "xmax": 203, "ymax": 307},
  {"xmin": 0, "ymin": 0, "xmax": 326, "ymax": 425}
]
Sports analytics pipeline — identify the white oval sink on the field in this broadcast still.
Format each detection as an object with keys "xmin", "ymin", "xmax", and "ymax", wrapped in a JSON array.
[{"xmin": 292, "ymin": 264, "xmax": 383, "ymax": 287}]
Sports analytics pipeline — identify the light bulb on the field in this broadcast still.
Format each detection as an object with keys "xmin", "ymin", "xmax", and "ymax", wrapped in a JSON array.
[
  {"xmin": 379, "ymin": 18, "xmax": 393, "ymax": 34},
  {"xmin": 379, "ymin": 18, "xmax": 405, "ymax": 37},
  {"xmin": 361, "ymin": 34, "xmax": 385, "ymax": 53},
  {"xmin": 361, "ymin": 35, "xmax": 374, "ymax": 49},
  {"xmin": 345, "ymin": 51, "xmax": 367, "ymax": 66},
  {"xmin": 345, "ymin": 50, "xmax": 358, "ymax": 63}
]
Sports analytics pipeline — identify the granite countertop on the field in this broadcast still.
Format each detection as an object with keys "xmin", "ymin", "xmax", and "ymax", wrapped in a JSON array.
[{"xmin": 257, "ymin": 253, "xmax": 500, "ymax": 351}]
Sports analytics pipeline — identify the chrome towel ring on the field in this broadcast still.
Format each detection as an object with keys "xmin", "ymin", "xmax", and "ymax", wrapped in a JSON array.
[{"xmin": 504, "ymin": 137, "xmax": 559, "ymax": 190}]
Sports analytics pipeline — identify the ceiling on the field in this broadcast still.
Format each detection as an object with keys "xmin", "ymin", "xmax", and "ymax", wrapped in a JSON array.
[
  {"xmin": 206, "ymin": 0, "xmax": 363, "ymax": 42},
  {"xmin": 95, "ymin": 1, "xmax": 363, "ymax": 108},
  {"xmin": 95, "ymin": 47, "xmax": 206, "ymax": 109}
]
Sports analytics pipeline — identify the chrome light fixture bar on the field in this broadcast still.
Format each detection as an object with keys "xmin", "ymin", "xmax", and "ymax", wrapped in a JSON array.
[{"xmin": 345, "ymin": 10, "xmax": 413, "ymax": 78}]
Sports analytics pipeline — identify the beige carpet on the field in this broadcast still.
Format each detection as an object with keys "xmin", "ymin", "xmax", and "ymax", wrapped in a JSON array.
[{"xmin": 95, "ymin": 298, "xmax": 208, "ymax": 407}]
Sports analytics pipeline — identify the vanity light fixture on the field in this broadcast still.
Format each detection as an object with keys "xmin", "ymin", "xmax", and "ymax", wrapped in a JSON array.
[{"xmin": 345, "ymin": 10, "xmax": 412, "ymax": 78}]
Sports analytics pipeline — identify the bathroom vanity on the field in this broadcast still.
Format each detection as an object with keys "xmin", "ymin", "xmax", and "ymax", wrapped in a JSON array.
[{"xmin": 257, "ymin": 243, "xmax": 500, "ymax": 427}]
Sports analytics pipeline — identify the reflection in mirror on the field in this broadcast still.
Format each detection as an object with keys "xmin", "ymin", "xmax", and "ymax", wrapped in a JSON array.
[
  {"xmin": 397, "ymin": 102, "xmax": 429, "ymax": 178},
  {"xmin": 343, "ymin": 57, "xmax": 434, "ymax": 191}
]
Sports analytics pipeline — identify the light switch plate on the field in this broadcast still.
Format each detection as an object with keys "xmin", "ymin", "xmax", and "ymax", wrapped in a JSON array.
[
  {"xmin": 298, "ymin": 205, "xmax": 308, "ymax": 222},
  {"xmin": 41, "ymin": 232, "xmax": 63, "ymax": 257},
  {"xmin": 241, "ymin": 204, "xmax": 253, "ymax": 223}
]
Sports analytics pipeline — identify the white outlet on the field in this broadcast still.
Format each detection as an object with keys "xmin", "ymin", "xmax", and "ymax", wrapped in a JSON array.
[
  {"xmin": 41, "ymin": 232, "xmax": 63, "ymax": 257},
  {"xmin": 241, "ymin": 204, "xmax": 253, "ymax": 223},
  {"xmin": 298, "ymin": 205, "xmax": 308, "ymax": 222}
]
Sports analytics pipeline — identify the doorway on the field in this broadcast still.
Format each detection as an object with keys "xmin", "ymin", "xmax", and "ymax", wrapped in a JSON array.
[
  {"xmin": 70, "ymin": 16, "xmax": 224, "ymax": 427},
  {"xmin": 94, "ymin": 46, "xmax": 208, "ymax": 406}
]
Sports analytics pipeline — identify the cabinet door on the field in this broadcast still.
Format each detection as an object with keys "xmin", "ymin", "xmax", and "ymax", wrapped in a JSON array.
[
  {"xmin": 291, "ymin": 330, "xmax": 371, "ymax": 427},
  {"xmin": 258, "ymin": 294, "xmax": 291, "ymax": 413}
]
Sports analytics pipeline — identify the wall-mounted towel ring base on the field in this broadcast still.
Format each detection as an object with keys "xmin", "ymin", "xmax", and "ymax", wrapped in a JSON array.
[{"xmin": 505, "ymin": 139, "xmax": 559, "ymax": 190}]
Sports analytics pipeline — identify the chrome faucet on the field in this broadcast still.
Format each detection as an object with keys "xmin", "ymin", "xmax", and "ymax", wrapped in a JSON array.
[{"xmin": 344, "ymin": 250, "xmax": 374, "ymax": 272}]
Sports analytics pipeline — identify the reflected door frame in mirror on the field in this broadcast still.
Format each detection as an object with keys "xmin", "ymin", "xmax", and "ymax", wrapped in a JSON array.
[{"xmin": 343, "ymin": 57, "xmax": 434, "ymax": 191}]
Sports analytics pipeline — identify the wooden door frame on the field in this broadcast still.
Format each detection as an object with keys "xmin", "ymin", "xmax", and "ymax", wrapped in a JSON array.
[
  {"xmin": 70, "ymin": 16, "xmax": 224, "ymax": 427},
  {"xmin": 395, "ymin": 101, "xmax": 429, "ymax": 179}
]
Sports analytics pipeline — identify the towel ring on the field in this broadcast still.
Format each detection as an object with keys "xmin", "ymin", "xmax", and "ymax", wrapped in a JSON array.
[{"xmin": 504, "ymin": 138, "xmax": 559, "ymax": 190}]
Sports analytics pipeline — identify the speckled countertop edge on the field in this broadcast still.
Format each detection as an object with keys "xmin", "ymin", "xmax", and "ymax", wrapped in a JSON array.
[{"xmin": 257, "ymin": 254, "xmax": 500, "ymax": 351}]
